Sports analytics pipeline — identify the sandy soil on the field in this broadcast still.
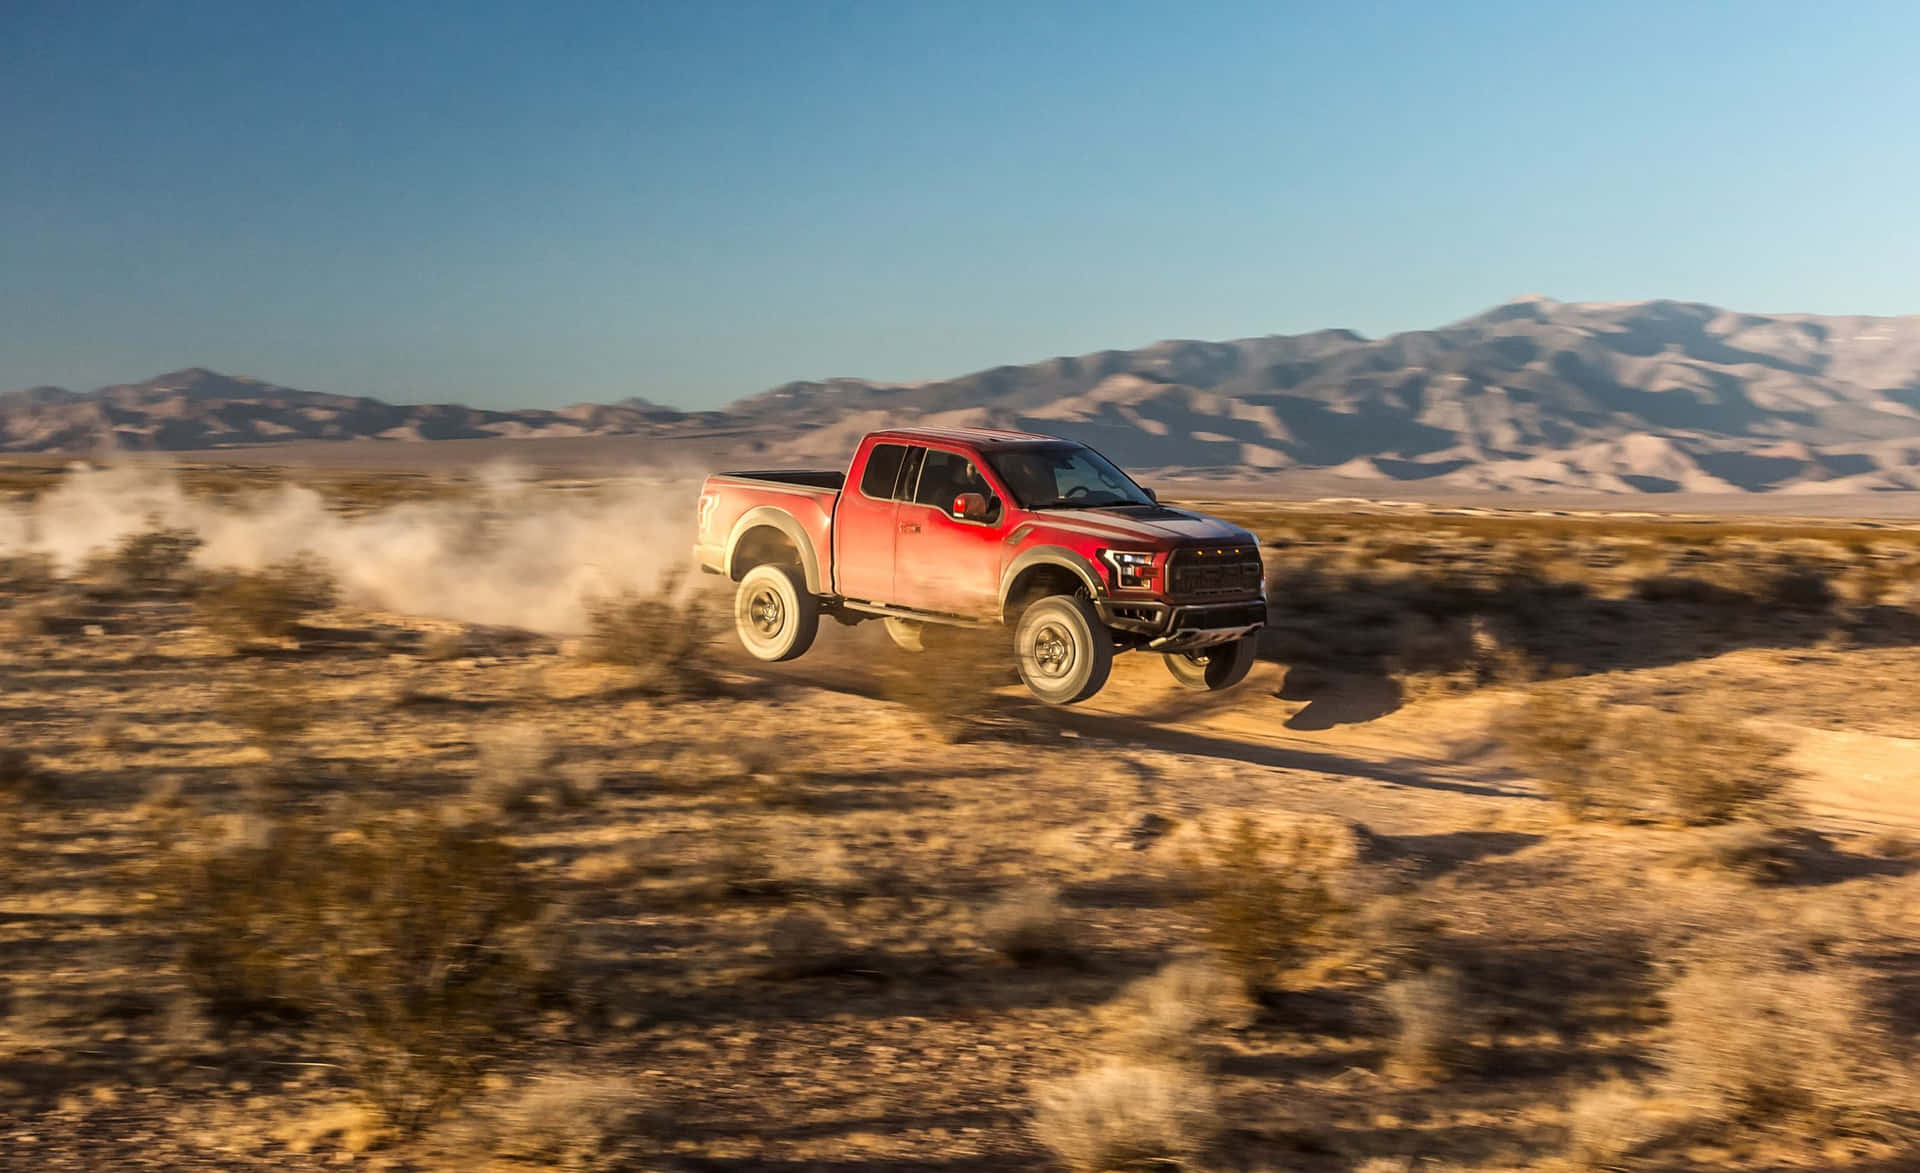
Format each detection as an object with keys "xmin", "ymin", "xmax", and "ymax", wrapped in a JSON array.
[{"xmin": 3, "ymin": 477, "xmax": 1919, "ymax": 1172}]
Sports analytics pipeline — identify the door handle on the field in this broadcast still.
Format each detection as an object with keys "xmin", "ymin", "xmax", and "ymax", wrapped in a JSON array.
[{"xmin": 899, "ymin": 522, "xmax": 921, "ymax": 533}]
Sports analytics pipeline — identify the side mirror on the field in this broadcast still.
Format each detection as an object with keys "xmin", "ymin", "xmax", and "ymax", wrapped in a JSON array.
[
  {"xmin": 1142, "ymin": 487, "xmax": 1158, "ymax": 503},
  {"xmin": 952, "ymin": 492, "xmax": 991, "ymax": 522}
]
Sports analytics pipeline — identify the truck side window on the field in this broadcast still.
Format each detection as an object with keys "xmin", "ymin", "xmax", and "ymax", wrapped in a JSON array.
[
  {"xmin": 894, "ymin": 446, "xmax": 925, "ymax": 501},
  {"xmin": 912, "ymin": 449, "xmax": 992, "ymax": 513},
  {"xmin": 859, "ymin": 443, "xmax": 907, "ymax": 499}
]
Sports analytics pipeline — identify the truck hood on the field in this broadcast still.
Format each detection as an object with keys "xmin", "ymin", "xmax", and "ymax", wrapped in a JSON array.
[{"xmin": 1023, "ymin": 505, "xmax": 1255, "ymax": 547}]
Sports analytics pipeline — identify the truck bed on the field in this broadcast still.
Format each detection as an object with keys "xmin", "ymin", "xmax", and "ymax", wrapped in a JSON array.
[
  {"xmin": 713, "ymin": 469, "xmax": 845, "ymax": 491},
  {"xmin": 695, "ymin": 470, "xmax": 843, "ymax": 592}
]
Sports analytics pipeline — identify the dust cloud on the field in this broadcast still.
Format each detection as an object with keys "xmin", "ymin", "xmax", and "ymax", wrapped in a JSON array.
[{"xmin": 0, "ymin": 462, "xmax": 703, "ymax": 633}]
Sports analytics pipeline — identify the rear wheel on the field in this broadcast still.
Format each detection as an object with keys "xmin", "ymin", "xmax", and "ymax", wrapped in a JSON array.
[
  {"xmin": 1014, "ymin": 595, "xmax": 1113, "ymax": 705},
  {"xmin": 734, "ymin": 563, "xmax": 818, "ymax": 662},
  {"xmin": 1164, "ymin": 635, "xmax": 1258, "ymax": 691}
]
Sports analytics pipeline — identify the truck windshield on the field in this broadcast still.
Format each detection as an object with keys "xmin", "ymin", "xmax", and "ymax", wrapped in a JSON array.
[{"xmin": 986, "ymin": 443, "xmax": 1155, "ymax": 509}]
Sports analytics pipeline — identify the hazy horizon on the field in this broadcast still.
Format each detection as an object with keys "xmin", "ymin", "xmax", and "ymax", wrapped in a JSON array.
[{"xmin": 7, "ymin": 0, "xmax": 1920, "ymax": 409}]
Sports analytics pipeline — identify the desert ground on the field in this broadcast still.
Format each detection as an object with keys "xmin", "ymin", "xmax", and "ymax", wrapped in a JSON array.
[{"xmin": 4, "ymin": 458, "xmax": 1920, "ymax": 1172}]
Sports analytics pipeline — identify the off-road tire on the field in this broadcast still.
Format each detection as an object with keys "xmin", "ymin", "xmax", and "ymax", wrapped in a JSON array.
[
  {"xmin": 1014, "ymin": 594, "xmax": 1113, "ymax": 705},
  {"xmin": 734, "ymin": 563, "xmax": 819, "ymax": 662},
  {"xmin": 1164, "ymin": 635, "xmax": 1258, "ymax": 691},
  {"xmin": 884, "ymin": 617, "xmax": 925, "ymax": 652}
]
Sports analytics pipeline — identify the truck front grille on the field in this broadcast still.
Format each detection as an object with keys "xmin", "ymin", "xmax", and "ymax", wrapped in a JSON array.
[{"xmin": 1166, "ymin": 545, "xmax": 1264, "ymax": 599}]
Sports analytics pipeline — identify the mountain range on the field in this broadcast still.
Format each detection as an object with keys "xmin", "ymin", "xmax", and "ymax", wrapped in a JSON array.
[
  {"xmin": 0, "ymin": 369, "xmax": 705, "ymax": 452},
  {"xmin": 8, "ymin": 296, "xmax": 1920, "ymax": 493}
]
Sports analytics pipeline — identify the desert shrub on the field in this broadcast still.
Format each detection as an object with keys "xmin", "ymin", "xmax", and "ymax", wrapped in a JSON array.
[
  {"xmin": 762, "ymin": 823, "xmax": 859, "ymax": 898},
  {"xmin": 419, "ymin": 628, "xmax": 467, "ymax": 661},
  {"xmin": 1752, "ymin": 560, "xmax": 1837, "ymax": 612},
  {"xmin": 1350, "ymin": 890, "xmax": 1449, "ymax": 982},
  {"xmin": 1030, "ymin": 1060, "xmax": 1217, "ymax": 1173},
  {"xmin": 1392, "ymin": 614, "xmax": 1533, "ymax": 700},
  {"xmin": 216, "ymin": 668, "xmax": 313, "ymax": 754},
  {"xmin": 0, "ymin": 747, "xmax": 54, "ymax": 850},
  {"xmin": 320, "ymin": 816, "xmax": 548, "ymax": 1131},
  {"xmin": 1180, "ymin": 815, "xmax": 1351, "ymax": 996},
  {"xmin": 0, "ymin": 747, "xmax": 48, "ymax": 800},
  {"xmin": 1644, "ymin": 712, "xmax": 1794, "ymax": 825},
  {"xmin": 0, "ymin": 552, "xmax": 55, "ymax": 594},
  {"xmin": 1501, "ymin": 693, "xmax": 1792, "ymax": 825},
  {"xmin": 1635, "ymin": 559, "xmax": 1838, "ymax": 614},
  {"xmin": 1381, "ymin": 969, "xmax": 1473, "ymax": 1079},
  {"xmin": 980, "ymin": 884, "xmax": 1078, "ymax": 966},
  {"xmin": 5, "ymin": 597, "xmax": 59, "ymax": 638},
  {"xmin": 1501, "ymin": 692, "xmax": 1610, "ymax": 818},
  {"xmin": 470, "ymin": 724, "xmax": 561, "ymax": 814},
  {"xmin": 160, "ymin": 808, "xmax": 552, "ymax": 1132},
  {"xmin": 109, "ymin": 524, "xmax": 203, "ymax": 591},
  {"xmin": 1631, "ymin": 575, "xmax": 1750, "ymax": 606},
  {"xmin": 761, "ymin": 908, "xmax": 858, "ymax": 979},
  {"xmin": 1863, "ymin": 829, "xmax": 1920, "ymax": 860},
  {"xmin": 880, "ymin": 628, "xmax": 1010, "ymax": 741},
  {"xmin": 87, "ymin": 714, "xmax": 133, "ymax": 753},
  {"xmin": 1564, "ymin": 1079, "xmax": 1664, "ymax": 1170},
  {"xmin": 466, "ymin": 725, "xmax": 600, "ymax": 816},
  {"xmin": 1844, "ymin": 551, "xmax": 1910, "ymax": 612},
  {"xmin": 164, "ymin": 812, "xmax": 322, "ymax": 1014},
  {"xmin": 1673, "ymin": 822, "xmax": 1808, "ymax": 883},
  {"xmin": 470, "ymin": 1073, "xmax": 649, "ymax": 1170},
  {"xmin": 581, "ymin": 570, "xmax": 716, "ymax": 696},
  {"xmin": 195, "ymin": 555, "xmax": 337, "ymax": 645},
  {"xmin": 1854, "ymin": 566, "xmax": 1896, "ymax": 612},
  {"xmin": 716, "ymin": 733, "xmax": 824, "ymax": 809},
  {"xmin": 1109, "ymin": 959, "xmax": 1251, "ymax": 1059},
  {"xmin": 1658, "ymin": 935, "xmax": 1910, "ymax": 1133},
  {"xmin": 668, "ymin": 815, "xmax": 853, "ymax": 905},
  {"xmin": 557, "ymin": 761, "xmax": 604, "ymax": 806},
  {"xmin": 0, "ymin": 747, "xmax": 52, "ymax": 883}
]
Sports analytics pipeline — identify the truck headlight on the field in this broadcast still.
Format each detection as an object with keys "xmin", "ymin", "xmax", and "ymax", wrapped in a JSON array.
[{"xmin": 1099, "ymin": 549, "xmax": 1156, "ymax": 589}]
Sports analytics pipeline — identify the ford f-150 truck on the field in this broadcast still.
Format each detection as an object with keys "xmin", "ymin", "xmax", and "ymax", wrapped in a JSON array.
[{"xmin": 693, "ymin": 427, "xmax": 1266, "ymax": 704}]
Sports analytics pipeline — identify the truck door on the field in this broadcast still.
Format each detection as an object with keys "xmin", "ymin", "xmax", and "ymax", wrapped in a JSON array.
[
  {"xmin": 831, "ymin": 441, "xmax": 911, "ymax": 603},
  {"xmin": 893, "ymin": 447, "xmax": 1008, "ymax": 619}
]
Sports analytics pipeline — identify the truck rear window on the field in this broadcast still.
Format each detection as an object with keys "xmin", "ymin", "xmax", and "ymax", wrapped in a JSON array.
[{"xmin": 859, "ymin": 443, "xmax": 908, "ymax": 499}]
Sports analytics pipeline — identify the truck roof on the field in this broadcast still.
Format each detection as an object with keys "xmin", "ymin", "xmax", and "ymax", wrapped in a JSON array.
[{"xmin": 865, "ymin": 425, "xmax": 1063, "ymax": 449}]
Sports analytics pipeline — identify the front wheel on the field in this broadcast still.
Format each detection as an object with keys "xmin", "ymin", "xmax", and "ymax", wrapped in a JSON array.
[
  {"xmin": 1014, "ymin": 595, "xmax": 1113, "ymax": 705},
  {"xmin": 734, "ymin": 563, "xmax": 819, "ymax": 662},
  {"xmin": 1164, "ymin": 635, "xmax": 1258, "ymax": 691}
]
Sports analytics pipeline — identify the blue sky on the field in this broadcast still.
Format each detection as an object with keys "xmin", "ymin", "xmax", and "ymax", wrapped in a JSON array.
[{"xmin": 4, "ymin": 1, "xmax": 1918, "ymax": 409}]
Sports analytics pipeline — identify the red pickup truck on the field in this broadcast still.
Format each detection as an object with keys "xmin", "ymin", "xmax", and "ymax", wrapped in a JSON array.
[{"xmin": 693, "ymin": 427, "xmax": 1266, "ymax": 704}]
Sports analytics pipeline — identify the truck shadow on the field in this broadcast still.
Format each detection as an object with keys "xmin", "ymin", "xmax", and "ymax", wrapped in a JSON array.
[
  {"xmin": 723, "ymin": 633, "xmax": 1526, "ymax": 800},
  {"xmin": 1037, "ymin": 707, "xmax": 1533, "ymax": 800}
]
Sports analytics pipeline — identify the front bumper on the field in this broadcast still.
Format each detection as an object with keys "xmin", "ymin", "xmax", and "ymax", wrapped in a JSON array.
[{"xmin": 1094, "ymin": 596, "xmax": 1267, "ymax": 652}]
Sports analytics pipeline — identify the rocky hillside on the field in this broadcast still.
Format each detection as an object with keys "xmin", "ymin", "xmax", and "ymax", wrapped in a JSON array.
[
  {"xmin": 754, "ymin": 297, "xmax": 1920, "ymax": 493},
  {"xmin": 8, "ymin": 298, "xmax": 1920, "ymax": 492}
]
